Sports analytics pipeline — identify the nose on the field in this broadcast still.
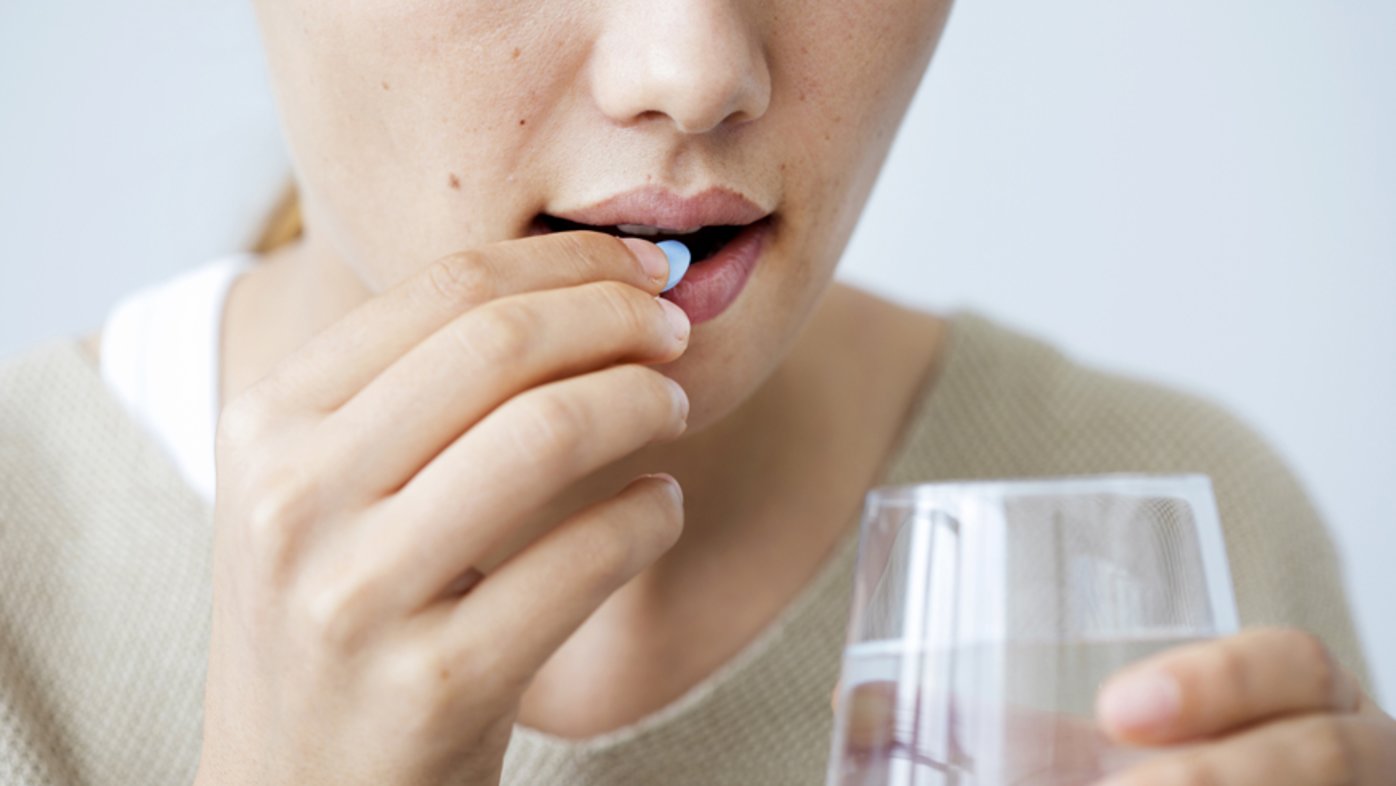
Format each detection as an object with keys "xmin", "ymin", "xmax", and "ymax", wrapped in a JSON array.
[{"xmin": 589, "ymin": 0, "xmax": 772, "ymax": 134}]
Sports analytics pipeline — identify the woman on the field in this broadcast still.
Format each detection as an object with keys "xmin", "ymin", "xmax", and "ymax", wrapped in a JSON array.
[{"xmin": 1, "ymin": 0, "xmax": 1391, "ymax": 783}]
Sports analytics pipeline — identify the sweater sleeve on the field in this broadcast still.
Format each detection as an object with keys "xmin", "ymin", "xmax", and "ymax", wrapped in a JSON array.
[
  {"xmin": 1, "ymin": 342, "xmax": 213, "ymax": 785},
  {"xmin": 0, "ymin": 638, "xmax": 82, "ymax": 785}
]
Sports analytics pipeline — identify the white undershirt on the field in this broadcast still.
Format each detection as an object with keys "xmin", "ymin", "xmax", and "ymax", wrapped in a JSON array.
[{"xmin": 99, "ymin": 254, "xmax": 256, "ymax": 503}]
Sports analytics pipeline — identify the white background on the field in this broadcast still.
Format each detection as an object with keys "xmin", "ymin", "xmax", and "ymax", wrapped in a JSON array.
[{"xmin": 2, "ymin": 1, "xmax": 1392, "ymax": 703}]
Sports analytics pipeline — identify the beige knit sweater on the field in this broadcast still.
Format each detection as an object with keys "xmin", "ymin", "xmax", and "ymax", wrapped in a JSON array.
[{"xmin": 0, "ymin": 312, "xmax": 1369, "ymax": 785}]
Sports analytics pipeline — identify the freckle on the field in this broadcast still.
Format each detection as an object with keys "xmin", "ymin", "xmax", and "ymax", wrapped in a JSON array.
[
  {"xmin": 381, "ymin": 81, "xmax": 390, "ymax": 91},
  {"xmin": 439, "ymin": 667, "xmax": 451, "ymax": 682},
  {"xmin": 518, "ymin": 118, "xmax": 527, "ymax": 126},
  {"xmin": 448, "ymin": 173, "xmax": 461, "ymax": 190},
  {"xmin": 512, "ymin": 47, "xmax": 521, "ymax": 59}
]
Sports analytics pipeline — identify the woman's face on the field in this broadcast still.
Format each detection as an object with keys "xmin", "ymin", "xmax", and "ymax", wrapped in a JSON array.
[{"xmin": 251, "ymin": 0, "xmax": 953, "ymax": 430}]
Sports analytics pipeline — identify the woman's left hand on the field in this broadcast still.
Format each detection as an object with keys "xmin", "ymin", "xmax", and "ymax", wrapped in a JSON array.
[{"xmin": 1095, "ymin": 627, "xmax": 1396, "ymax": 785}]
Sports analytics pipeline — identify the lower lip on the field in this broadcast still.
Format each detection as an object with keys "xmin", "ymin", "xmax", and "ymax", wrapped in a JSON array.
[{"xmin": 661, "ymin": 218, "xmax": 770, "ymax": 325}]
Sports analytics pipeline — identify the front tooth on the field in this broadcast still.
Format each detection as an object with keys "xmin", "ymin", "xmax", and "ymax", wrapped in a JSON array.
[{"xmin": 616, "ymin": 224, "xmax": 704, "ymax": 236}]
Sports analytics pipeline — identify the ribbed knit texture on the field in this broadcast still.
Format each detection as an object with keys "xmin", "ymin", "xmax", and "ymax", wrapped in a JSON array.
[{"xmin": 0, "ymin": 312, "xmax": 1370, "ymax": 785}]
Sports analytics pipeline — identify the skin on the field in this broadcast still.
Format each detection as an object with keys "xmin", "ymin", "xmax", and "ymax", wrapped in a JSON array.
[{"xmin": 105, "ymin": 0, "xmax": 1383, "ymax": 782}]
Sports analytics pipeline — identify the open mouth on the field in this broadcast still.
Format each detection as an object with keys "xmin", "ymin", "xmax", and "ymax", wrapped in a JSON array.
[{"xmin": 535, "ymin": 214, "xmax": 762, "ymax": 263}]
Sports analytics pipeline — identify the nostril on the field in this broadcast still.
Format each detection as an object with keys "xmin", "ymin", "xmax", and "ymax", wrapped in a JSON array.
[{"xmin": 588, "ymin": 9, "xmax": 771, "ymax": 135}]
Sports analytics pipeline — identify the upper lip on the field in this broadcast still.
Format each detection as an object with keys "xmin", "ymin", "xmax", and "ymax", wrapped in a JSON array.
[{"xmin": 548, "ymin": 186, "xmax": 771, "ymax": 229}]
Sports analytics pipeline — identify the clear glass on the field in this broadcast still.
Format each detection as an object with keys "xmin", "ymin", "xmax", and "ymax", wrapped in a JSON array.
[{"xmin": 825, "ymin": 474, "xmax": 1237, "ymax": 786}]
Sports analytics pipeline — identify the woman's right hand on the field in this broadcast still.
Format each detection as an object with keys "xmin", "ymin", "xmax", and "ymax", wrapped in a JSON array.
[{"xmin": 195, "ymin": 232, "xmax": 691, "ymax": 786}]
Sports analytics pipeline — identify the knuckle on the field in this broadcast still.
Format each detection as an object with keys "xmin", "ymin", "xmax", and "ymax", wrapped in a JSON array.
[
  {"xmin": 380, "ymin": 647, "xmax": 433, "ymax": 694},
  {"xmin": 591, "ymin": 280, "xmax": 655, "ymax": 336},
  {"xmin": 1301, "ymin": 716, "xmax": 1358, "ymax": 786},
  {"xmin": 457, "ymin": 302, "xmax": 534, "ymax": 367},
  {"xmin": 510, "ymin": 389, "xmax": 586, "ymax": 461},
  {"xmin": 242, "ymin": 471, "xmax": 318, "ymax": 566},
  {"xmin": 1203, "ymin": 639, "xmax": 1251, "ymax": 708},
  {"xmin": 388, "ymin": 644, "xmax": 440, "ymax": 686},
  {"xmin": 619, "ymin": 365, "xmax": 686, "ymax": 423},
  {"xmin": 424, "ymin": 252, "xmax": 495, "ymax": 309},
  {"xmin": 1289, "ymin": 628, "xmax": 1341, "ymax": 706},
  {"xmin": 379, "ymin": 644, "xmax": 509, "ymax": 734},
  {"xmin": 552, "ymin": 228, "xmax": 622, "ymax": 269},
  {"xmin": 300, "ymin": 575, "xmax": 374, "ymax": 651},
  {"xmin": 217, "ymin": 393, "xmax": 274, "ymax": 452},
  {"xmin": 574, "ymin": 519, "xmax": 642, "ymax": 589},
  {"xmin": 378, "ymin": 649, "xmax": 453, "ymax": 732}
]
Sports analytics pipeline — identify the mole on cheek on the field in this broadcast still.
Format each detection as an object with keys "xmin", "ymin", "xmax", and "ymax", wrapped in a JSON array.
[
  {"xmin": 518, "ymin": 118, "xmax": 527, "ymax": 126},
  {"xmin": 511, "ymin": 47, "xmax": 521, "ymax": 59},
  {"xmin": 448, "ymin": 173, "xmax": 461, "ymax": 190}
]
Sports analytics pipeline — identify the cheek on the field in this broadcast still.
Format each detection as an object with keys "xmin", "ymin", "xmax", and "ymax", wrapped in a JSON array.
[
  {"xmin": 288, "ymin": 14, "xmax": 530, "ymax": 184},
  {"xmin": 762, "ymin": 0, "xmax": 949, "ymax": 285},
  {"xmin": 777, "ymin": 0, "xmax": 949, "ymax": 166},
  {"xmin": 260, "ymin": 0, "xmax": 583, "ymax": 283},
  {"xmin": 285, "ymin": 0, "xmax": 585, "ymax": 163}
]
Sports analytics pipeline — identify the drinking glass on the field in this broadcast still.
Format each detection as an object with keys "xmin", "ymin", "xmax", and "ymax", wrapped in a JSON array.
[{"xmin": 825, "ymin": 474, "xmax": 1237, "ymax": 786}]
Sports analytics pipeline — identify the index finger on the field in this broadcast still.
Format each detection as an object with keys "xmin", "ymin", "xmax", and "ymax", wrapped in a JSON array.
[
  {"xmin": 1096, "ymin": 627, "xmax": 1365, "ymax": 746},
  {"xmin": 249, "ymin": 231, "xmax": 669, "ymax": 413}
]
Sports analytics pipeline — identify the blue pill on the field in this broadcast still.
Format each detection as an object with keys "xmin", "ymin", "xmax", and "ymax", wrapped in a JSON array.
[{"xmin": 658, "ymin": 240, "xmax": 691, "ymax": 293}]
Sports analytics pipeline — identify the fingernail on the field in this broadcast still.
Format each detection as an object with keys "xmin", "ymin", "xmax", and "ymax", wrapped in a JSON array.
[
  {"xmin": 620, "ymin": 237, "xmax": 669, "ymax": 285},
  {"xmin": 1098, "ymin": 670, "xmax": 1180, "ymax": 732},
  {"xmin": 643, "ymin": 472, "xmax": 684, "ymax": 502},
  {"xmin": 664, "ymin": 376, "xmax": 690, "ymax": 422},
  {"xmin": 658, "ymin": 298, "xmax": 690, "ymax": 341}
]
